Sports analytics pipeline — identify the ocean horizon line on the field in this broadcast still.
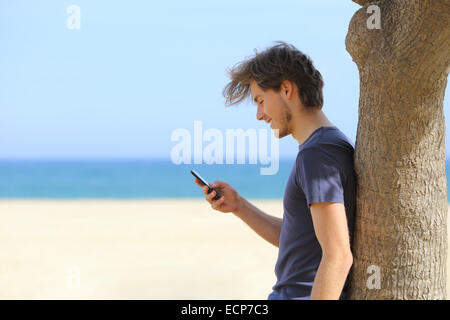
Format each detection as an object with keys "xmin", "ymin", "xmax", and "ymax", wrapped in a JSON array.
[
  {"xmin": 0, "ymin": 157, "xmax": 297, "ymax": 163},
  {"xmin": 1, "ymin": 159, "xmax": 449, "ymax": 200}
]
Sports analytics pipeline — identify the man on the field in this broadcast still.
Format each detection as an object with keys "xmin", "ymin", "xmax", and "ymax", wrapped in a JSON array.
[{"xmin": 195, "ymin": 42, "xmax": 356, "ymax": 300}]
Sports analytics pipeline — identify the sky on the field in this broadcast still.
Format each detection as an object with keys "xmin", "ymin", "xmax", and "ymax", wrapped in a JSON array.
[{"xmin": 0, "ymin": 0, "xmax": 449, "ymax": 160}]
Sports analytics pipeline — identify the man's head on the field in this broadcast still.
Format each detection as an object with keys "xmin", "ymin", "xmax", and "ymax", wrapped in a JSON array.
[{"xmin": 223, "ymin": 41, "xmax": 324, "ymax": 138}]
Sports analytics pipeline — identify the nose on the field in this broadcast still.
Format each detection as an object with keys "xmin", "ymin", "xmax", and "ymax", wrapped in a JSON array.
[{"xmin": 256, "ymin": 104, "xmax": 265, "ymax": 121}]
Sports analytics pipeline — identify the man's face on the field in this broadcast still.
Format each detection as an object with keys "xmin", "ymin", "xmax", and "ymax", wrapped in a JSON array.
[{"xmin": 250, "ymin": 80, "xmax": 292, "ymax": 139}]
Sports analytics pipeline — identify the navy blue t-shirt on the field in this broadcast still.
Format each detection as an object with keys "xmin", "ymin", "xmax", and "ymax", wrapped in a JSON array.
[{"xmin": 268, "ymin": 125, "xmax": 356, "ymax": 300}]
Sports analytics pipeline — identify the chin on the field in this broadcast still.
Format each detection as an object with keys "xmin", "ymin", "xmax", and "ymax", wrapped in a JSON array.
[{"xmin": 272, "ymin": 128, "xmax": 288, "ymax": 139}]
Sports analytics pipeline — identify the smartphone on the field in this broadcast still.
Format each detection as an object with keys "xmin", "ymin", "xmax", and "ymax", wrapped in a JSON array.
[{"xmin": 190, "ymin": 170, "xmax": 222, "ymax": 201}]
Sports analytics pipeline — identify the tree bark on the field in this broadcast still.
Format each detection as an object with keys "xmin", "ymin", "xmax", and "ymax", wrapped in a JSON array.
[
  {"xmin": 352, "ymin": 0, "xmax": 373, "ymax": 6},
  {"xmin": 346, "ymin": 0, "xmax": 450, "ymax": 299}
]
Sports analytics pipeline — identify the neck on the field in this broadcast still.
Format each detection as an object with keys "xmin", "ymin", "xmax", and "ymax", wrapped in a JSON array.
[{"xmin": 290, "ymin": 107, "xmax": 334, "ymax": 145}]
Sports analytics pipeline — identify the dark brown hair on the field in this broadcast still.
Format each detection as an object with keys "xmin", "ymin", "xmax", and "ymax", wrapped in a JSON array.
[{"xmin": 223, "ymin": 41, "xmax": 324, "ymax": 109}]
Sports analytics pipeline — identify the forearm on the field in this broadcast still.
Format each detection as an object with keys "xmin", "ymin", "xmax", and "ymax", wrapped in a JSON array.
[
  {"xmin": 232, "ymin": 197, "xmax": 282, "ymax": 247},
  {"xmin": 310, "ymin": 256, "xmax": 353, "ymax": 300}
]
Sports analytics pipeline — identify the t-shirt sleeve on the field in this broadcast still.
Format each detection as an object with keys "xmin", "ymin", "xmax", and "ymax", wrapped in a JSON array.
[{"xmin": 297, "ymin": 148, "xmax": 345, "ymax": 207}]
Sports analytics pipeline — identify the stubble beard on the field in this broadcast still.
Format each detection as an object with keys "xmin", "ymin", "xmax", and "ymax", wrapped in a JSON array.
[{"xmin": 275, "ymin": 101, "xmax": 292, "ymax": 139}]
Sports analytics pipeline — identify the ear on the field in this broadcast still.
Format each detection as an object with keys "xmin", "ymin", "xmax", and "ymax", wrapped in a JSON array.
[{"xmin": 281, "ymin": 80, "xmax": 295, "ymax": 99}]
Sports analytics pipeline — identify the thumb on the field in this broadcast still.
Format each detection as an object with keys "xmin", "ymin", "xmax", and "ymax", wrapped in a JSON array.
[{"xmin": 211, "ymin": 180, "xmax": 227, "ymax": 189}]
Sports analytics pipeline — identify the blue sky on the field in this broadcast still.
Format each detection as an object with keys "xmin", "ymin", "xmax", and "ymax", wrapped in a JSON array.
[{"xmin": 1, "ymin": 0, "xmax": 448, "ymax": 160}]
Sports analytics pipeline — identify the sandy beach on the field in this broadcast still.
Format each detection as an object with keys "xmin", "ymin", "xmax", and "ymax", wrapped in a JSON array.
[
  {"xmin": 0, "ymin": 199, "xmax": 282, "ymax": 299},
  {"xmin": 0, "ymin": 199, "xmax": 448, "ymax": 299}
]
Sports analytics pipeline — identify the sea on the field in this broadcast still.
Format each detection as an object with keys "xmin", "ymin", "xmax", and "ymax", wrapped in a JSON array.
[
  {"xmin": 0, "ymin": 159, "xmax": 293, "ymax": 199},
  {"xmin": 1, "ymin": 159, "xmax": 449, "ymax": 200}
]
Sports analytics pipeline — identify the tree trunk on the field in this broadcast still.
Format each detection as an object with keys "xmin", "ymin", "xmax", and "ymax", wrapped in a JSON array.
[{"xmin": 346, "ymin": 0, "xmax": 450, "ymax": 299}]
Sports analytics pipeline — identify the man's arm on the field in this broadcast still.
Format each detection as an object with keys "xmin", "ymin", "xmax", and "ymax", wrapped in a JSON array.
[
  {"xmin": 197, "ymin": 179, "xmax": 282, "ymax": 247},
  {"xmin": 233, "ymin": 197, "xmax": 283, "ymax": 248},
  {"xmin": 309, "ymin": 202, "xmax": 353, "ymax": 300}
]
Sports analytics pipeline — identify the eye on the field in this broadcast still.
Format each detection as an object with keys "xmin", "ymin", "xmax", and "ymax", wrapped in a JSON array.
[{"xmin": 259, "ymin": 100, "xmax": 264, "ymax": 105}]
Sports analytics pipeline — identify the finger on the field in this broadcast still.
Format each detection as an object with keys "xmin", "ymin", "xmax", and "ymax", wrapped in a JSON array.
[
  {"xmin": 194, "ymin": 178, "xmax": 204, "ymax": 187},
  {"xmin": 206, "ymin": 190, "xmax": 216, "ymax": 202},
  {"xmin": 211, "ymin": 196, "xmax": 224, "ymax": 210},
  {"xmin": 202, "ymin": 186, "xmax": 209, "ymax": 195},
  {"xmin": 211, "ymin": 180, "xmax": 227, "ymax": 189}
]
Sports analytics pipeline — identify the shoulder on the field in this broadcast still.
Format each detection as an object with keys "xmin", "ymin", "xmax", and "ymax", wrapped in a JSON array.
[
  {"xmin": 299, "ymin": 129, "xmax": 354, "ymax": 167},
  {"xmin": 294, "ymin": 147, "xmax": 327, "ymax": 184},
  {"xmin": 297, "ymin": 147, "xmax": 327, "ymax": 167},
  {"xmin": 296, "ymin": 146, "xmax": 348, "ymax": 185}
]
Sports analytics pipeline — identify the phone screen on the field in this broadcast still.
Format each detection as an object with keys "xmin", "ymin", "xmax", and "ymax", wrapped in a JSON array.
[
  {"xmin": 190, "ymin": 170, "xmax": 209, "ymax": 187},
  {"xmin": 190, "ymin": 170, "xmax": 222, "ymax": 200}
]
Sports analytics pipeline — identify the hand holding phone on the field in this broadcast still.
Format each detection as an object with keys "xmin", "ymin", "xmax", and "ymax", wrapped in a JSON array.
[{"xmin": 190, "ymin": 170, "xmax": 222, "ymax": 200}]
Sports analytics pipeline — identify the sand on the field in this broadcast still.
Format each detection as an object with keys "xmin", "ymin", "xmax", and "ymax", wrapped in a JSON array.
[
  {"xmin": 0, "ymin": 199, "xmax": 448, "ymax": 299},
  {"xmin": 0, "ymin": 199, "xmax": 283, "ymax": 299}
]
